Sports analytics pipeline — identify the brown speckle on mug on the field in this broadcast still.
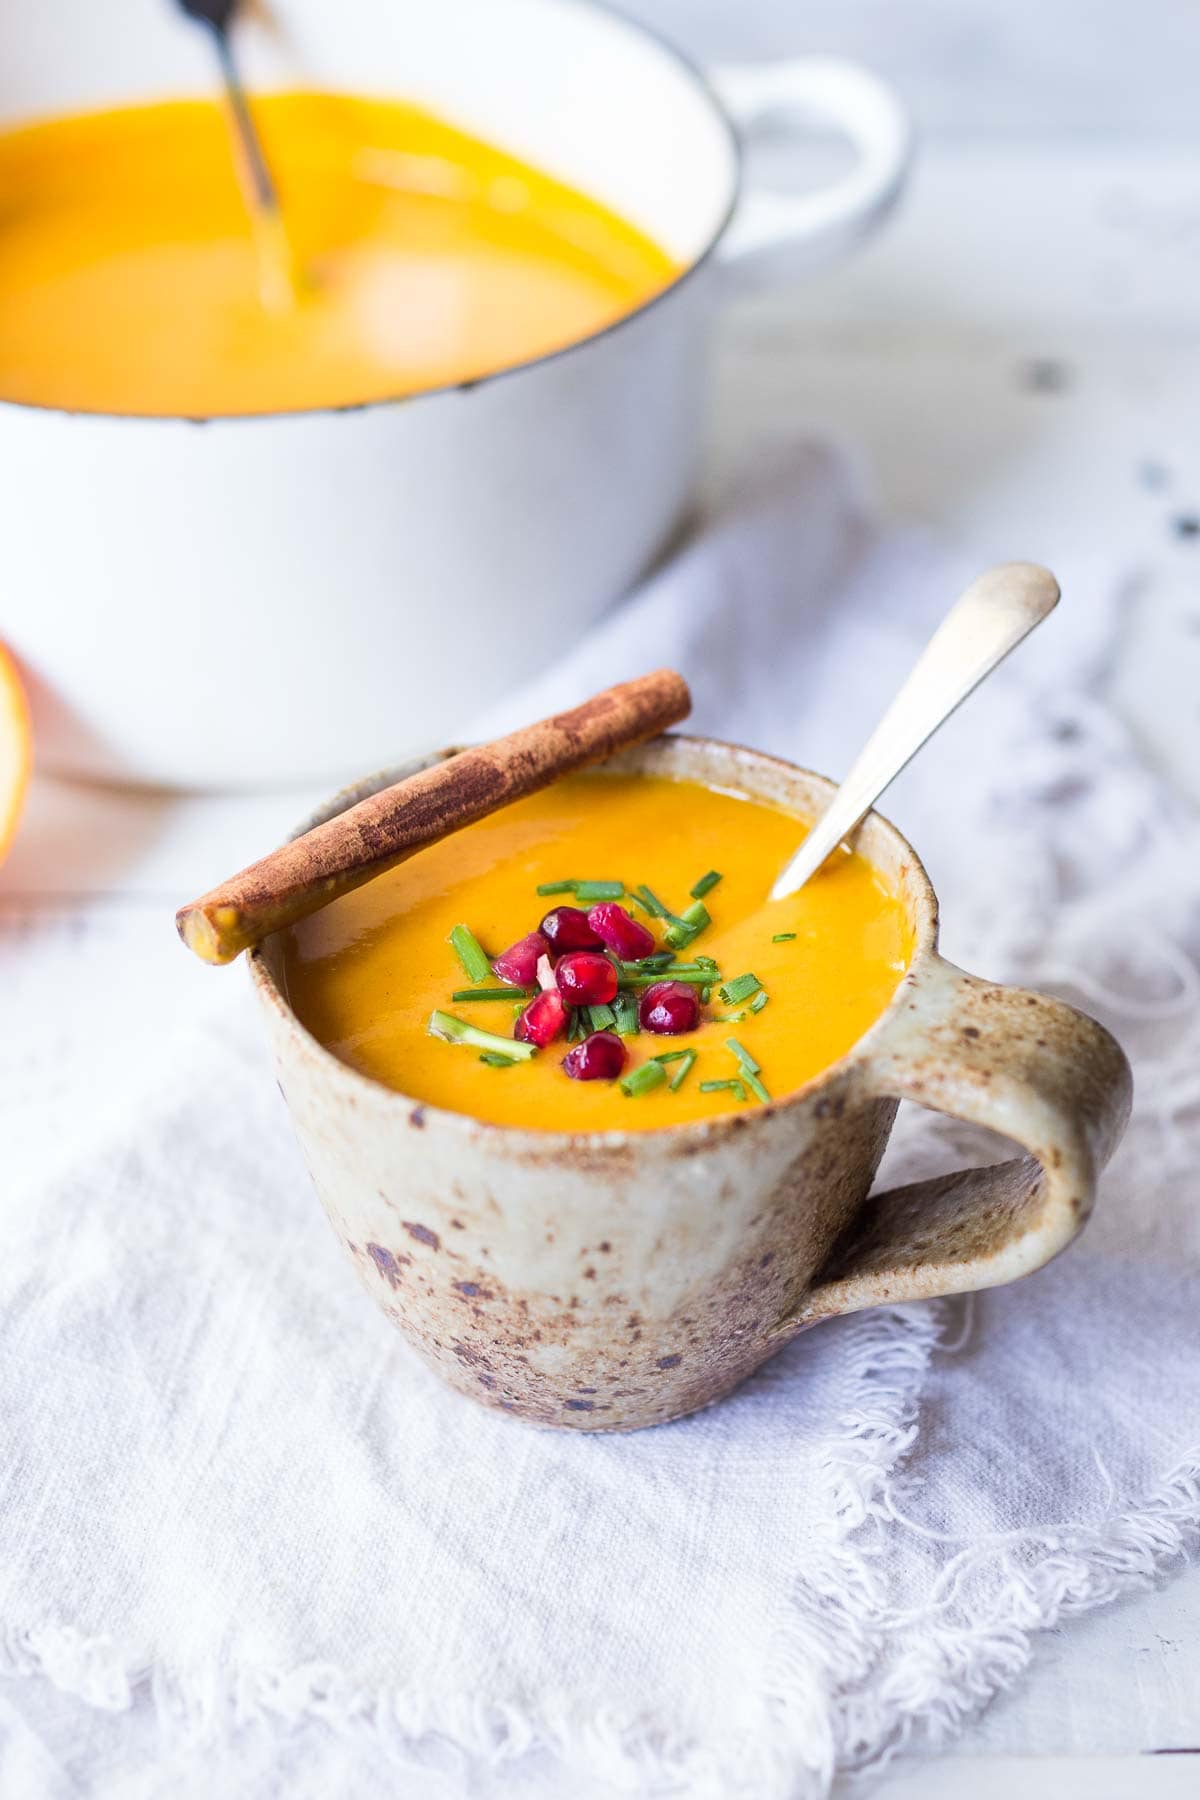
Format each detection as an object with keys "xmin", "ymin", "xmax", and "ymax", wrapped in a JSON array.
[
  {"xmin": 367, "ymin": 1243, "xmax": 402, "ymax": 1289},
  {"xmin": 403, "ymin": 1221, "xmax": 440, "ymax": 1251}
]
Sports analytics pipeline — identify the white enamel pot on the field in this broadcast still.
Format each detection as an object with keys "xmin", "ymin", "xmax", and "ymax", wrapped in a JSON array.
[{"xmin": 0, "ymin": 0, "xmax": 912, "ymax": 789}]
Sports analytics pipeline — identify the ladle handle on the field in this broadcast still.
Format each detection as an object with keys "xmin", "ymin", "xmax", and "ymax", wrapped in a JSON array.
[
  {"xmin": 770, "ymin": 561, "xmax": 1060, "ymax": 901},
  {"xmin": 210, "ymin": 24, "xmax": 279, "ymax": 213}
]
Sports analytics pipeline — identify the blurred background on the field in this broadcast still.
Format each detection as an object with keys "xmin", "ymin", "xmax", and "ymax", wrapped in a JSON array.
[
  {"xmin": 633, "ymin": 0, "xmax": 1200, "ymax": 810},
  {"xmin": 632, "ymin": 0, "xmax": 1200, "ymax": 137}
]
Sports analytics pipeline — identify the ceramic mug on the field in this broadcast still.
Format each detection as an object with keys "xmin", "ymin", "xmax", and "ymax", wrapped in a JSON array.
[
  {"xmin": 1, "ymin": 0, "xmax": 911, "ymax": 789},
  {"xmin": 250, "ymin": 736, "xmax": 1132, "ymax": 1432}
]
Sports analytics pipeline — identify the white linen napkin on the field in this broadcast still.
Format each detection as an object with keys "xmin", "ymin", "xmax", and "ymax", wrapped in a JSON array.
[{"xmin": 2, "ymin": 444, "xmax": 1198, "ymax": 1800}]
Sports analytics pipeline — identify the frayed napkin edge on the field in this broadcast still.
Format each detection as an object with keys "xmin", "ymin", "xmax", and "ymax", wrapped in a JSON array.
[{"xmin": 3, "ymin": 1299, "xmax": 1196, "ymax": 1798}]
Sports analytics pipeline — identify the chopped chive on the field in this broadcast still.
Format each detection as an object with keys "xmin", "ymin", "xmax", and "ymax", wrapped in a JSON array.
[
  {"xmin": 699, "ymin": 1078, "xmax": 746, "ymax": 1100},
  {"xmin": 650, "ymin": 1049, "xmax": 689, "ymax": 1063},
  {"xmin": 727, "ymin": 1038, "xmax": 771, "ymax": 1103},
  {"xmin": 620, "ymin": 958, "xmax": 715, "ymax": 980},
  {"xmin": 535, "ymin": 878, "xmax": 625, "ymax": 901},
  {"xmin": 701, "ymin": 986, "xmax": 712, "ymax": 1004},
  {"xmin": 612, "ymin": 993, "xmax": 640, "ymax": 1036},
  {"xmin": 448, "ymin": 923, "xmax": 492, "ymax": 984},
  {"xmin": 619, "ymin": 970, "xmax": 711, "ymax": 989},
  {"xmin": 690, "ymin": 870, "xmax": 722, "ymax": 900},
  {"xmin": 665, "ymin": 899, "xmax": 711, "ymax": 950},
  {"xmin": 668, "ymin": 1049, "xmax": 697, "ymax": 1092},
  {"xmin": 479, "ymin": 1051, "xmax": 517, "ymax": 1067},
  {"xmin": 620, "ymin": 1060, "xmax": 667, "ymax": 1098},
  {"xmin": 634, "ymin": 884, "xmax": 670, "ymax": 919},
  {"xmin": 587, "ymin": 1002, "xmax": 616, "ymax": 1032},
  {"xmin": 694, "ymin": 955, "xmax": 718, "ymax": 971},
  {"xmin": 719, "ymin": 972, "xmax": 762, "ymax": 1006},
  {"xmin": 623, "ymin": 959, "xmax": 710, "ymax": 976},
  {"xmin": 624, "ymin": 950, "xmax": 673, "ymax": 973},
  {"xmin": 716, "ymin": 1010, "xmax": 749, "ymax": 1024},
  {"xmin": 750, "ymin": 989, "xmax": 769, "ymax": 1015},
  {"xmin": 772, "ymin": 932, "xmax": 797, "ymax": 943},
  {"xmin": 569, "ymin": 1009, "xmax": 586, "ymax": 1041},
  {"xmin": 452, "ymin": 986, "xmax": 535, "ymax": 1003},
  {"xmin": 573, "ymin": 879, "xmax": 624, "ymax": 902},
  {"xmin": 428, "ymin": 1009, "xmax": 536, "ymax": 1060}
]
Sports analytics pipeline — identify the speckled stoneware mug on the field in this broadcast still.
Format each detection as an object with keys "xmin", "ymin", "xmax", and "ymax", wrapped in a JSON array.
[{"xmin": 250, "ymin": 736, "xmax": 1132, "ymax": 1432}]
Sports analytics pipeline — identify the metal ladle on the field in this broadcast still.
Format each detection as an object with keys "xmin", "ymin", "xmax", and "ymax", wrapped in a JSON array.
[{"xmin": 175, "ymin": 0, "xmax": 298, "ymax": 311}]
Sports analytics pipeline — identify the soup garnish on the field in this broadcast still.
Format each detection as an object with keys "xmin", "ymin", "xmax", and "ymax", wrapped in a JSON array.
[
  {"xmin": 282, "ymin": 773, "xmax": 913, "ymax": 1130},
  {"xmin": 429, "ymin": 882, "xmax": 783, "ymax": 1099}
]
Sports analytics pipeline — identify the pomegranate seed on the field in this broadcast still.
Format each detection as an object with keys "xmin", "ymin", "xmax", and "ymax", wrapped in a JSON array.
[
  {"xmin": 492, "ymin": 930, "xmax": 550, "ymax": 987},
  {"xmin": 638, "ymin": 980, "xmax": 700, "ymax": 1035},
  {"xmin": 514, "ymin": 989, "xmax": 566, "ymax": 1047},
  {"xmin": 555, "ymin": 951, "xmax": 618, "ymax": 1007},
  {"xmin": 564, "ymin": 1031, "xmax": 628, "ymax": 1082},
  {"xmin": 540, "ymin": 906, "xmax": 603, "ymax": 952},
  {"xmin": 587, "ymin": 902, "xmax": 656, "ymax": 961}
]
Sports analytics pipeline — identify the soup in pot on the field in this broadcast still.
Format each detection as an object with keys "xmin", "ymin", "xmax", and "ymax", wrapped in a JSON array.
[{"xmin": 0, "ymin": 92, "xmax": 677, "ymax": 416}]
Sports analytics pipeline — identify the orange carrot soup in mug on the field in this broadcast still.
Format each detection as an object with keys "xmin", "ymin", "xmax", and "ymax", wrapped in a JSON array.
[
  {"xmin": 0, "ymin": 92, "xmax": 677, "ymax": 417},
  {"xmin": 281, "ymin": 773, "xmax": 914, "ymax": 1131}
]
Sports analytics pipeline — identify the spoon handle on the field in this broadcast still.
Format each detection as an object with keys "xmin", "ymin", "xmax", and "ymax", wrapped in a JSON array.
[{"xmin": 770, "ymin": 561, "xmax": 1060, "ymax": 901}]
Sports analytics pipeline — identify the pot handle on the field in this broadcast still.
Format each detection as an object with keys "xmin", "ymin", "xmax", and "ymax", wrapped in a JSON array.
[
  {"xmin": 709, "ymin": 57, "xmax": 913, "ymax": 281},
  {"xmin": 779, "ymin": 956, "xmax": 1132, "ymax": 1334}
]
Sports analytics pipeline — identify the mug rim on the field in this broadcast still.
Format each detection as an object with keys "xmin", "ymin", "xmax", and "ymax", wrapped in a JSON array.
[
  {"xmin": 248, "ymin": 732, "xmax": 940, "ymax": 1150},
  {"xmin": 0, "ymin": 0, "xmax": 742, "ymax": 430}
]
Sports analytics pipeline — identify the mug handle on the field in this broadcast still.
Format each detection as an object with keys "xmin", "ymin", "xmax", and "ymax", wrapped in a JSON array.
[
  {"xmin": 779, "ymin": 955, "xmax": 1133, "ymax": 1333},
  {"xmin": 709, "ymin": 57, "xmax": 914, "ymax": 280}
]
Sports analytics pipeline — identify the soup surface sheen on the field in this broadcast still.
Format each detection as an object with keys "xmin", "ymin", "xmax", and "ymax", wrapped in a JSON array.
[
  {"xmin": 0, "ymin": 92, "xmax": 677, "ymax": 416},
  {"xmin": 283, "ymin": 773, "xmax": 914, "ymax": 1132}
]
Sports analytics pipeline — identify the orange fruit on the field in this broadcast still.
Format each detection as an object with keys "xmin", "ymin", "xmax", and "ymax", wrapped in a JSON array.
[{"xmin": 0, "ymin": 641, "xmax": 32, "ymax": 862}]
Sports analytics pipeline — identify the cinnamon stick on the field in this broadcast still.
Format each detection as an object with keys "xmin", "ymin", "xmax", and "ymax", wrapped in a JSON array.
[{"xmin": 176, "ymin": 669, "xmax": 691, "ymax": 965}]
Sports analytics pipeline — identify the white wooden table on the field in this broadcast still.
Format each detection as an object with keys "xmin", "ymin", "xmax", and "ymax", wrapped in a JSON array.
[{"xmin": 4, "ymin": 1, "xmax": 1199, "ymax": 1790}]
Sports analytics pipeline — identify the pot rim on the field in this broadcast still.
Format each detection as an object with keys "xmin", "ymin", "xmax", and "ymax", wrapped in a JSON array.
[
  {"xmin": 0, "ymin": 0, "xmax": 742, "ymax": 430},
  {"xmin": 248, "ymin": 732, "xmax": 940, "ymax": 1151}
]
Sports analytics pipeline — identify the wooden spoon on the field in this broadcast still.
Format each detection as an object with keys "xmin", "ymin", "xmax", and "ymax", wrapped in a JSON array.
[{"xmin": 770, "ymin": 562, "xmax": 1060, "ymax": 901}]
